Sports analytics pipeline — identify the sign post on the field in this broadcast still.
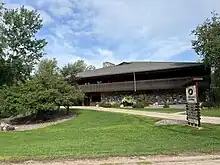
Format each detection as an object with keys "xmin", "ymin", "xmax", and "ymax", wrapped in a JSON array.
[{"xmin": 186, "ymin": 83, "xmax": 201, "ymax": 127}]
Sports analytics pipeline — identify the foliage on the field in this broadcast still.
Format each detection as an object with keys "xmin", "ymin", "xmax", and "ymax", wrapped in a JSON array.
[
  {"xmin": 61, "ymin": 60, "xmax": 96, "ymax": 78},
  {"xmin": 0, "ymin": 86, "xmax": 22, "ymax": 118},
  {"xmin": 191, "ymin": 11, "xmax": 220, "ymax": 104},
  {"xmin": 99, "ymin": 101, "xmax": 120, "ymax": 108},
  {"xmin": 200, "ymin": 101, "xmax": 215, "ymax": 109},
  {"xmin": 142, "ymin": 100, "xmax": 150, "ymax": 107},
  {"xmin": 54, "ymin": 80, "xmax": 84, "ymax": 114},
  {"xmin": 192, "ymin": 12, "xmax": 220, "ymax": 69},
  {"xmin": 99, "ymin": 101, "xmax": 112, "ymax": 108},
  {"xmin": 1, "ymin": 110, "xmax": 220, "ymax": 159},
  {"xmin": 0, "ymin": 5, "xmax": 47, "ymax": 85},
  {"xmin": 121, "ymin": 96, "xmax": 134, "ymax": 106},
  {"xmin": 61, "ymin": 60, "xmax": 96, "ymax": 85},
  {"xmin": 0, "ymin": 78, "xmax": 59, "ymax": 118},
  {"xmin": 37, "ymin": 58, "xmax": 59, "ymax": 76},
  {"xmin": 211, "ymin": 69, "xmax": 220, "ymax": 104},
  {"xmin": 163, "ymin": 103, "xmax": 170, "ymax": 108},
  {"xmin": 111, "ymin": 102, "xmax": 121, "ymax": 108},
  {"xmin": 0, "ymin": 59, "xmax": 84, "ymax": 118},
  {"xmin": 34, "ymin": 59, "xmax": 84, "ymax": 114},
  {"xmin": 132, "ymin": 101, "xmax": 145, "ymax": 108}
]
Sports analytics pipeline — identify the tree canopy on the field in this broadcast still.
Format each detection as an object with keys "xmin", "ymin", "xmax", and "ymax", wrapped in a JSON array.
[
  {"xmin": 61, "ymin": 60, "xmax": 95, "ymax": 78},
  {"xmin": 192, "ymin": 12, "xmax": 220, "ymax": 69},
  {"xmin": 192, "ymin": 11, "xmax": 220, "ymax": 103},
  {"xmin": 0, "ymin": 3, "xmax": 88, "ymax": 118},
  {"xmin": 0, "ymin": 59, "xmax": 85, "ymax": 118},
  {"xmin": 0, "ymin": 5, "xmax": 47, "ymax": 86}
]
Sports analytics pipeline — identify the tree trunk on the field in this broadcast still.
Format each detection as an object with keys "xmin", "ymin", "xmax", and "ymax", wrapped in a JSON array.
[
  {"xmin": 57, "ymin": 105, "xmax": 60, "ymax": 111},
  {"xmin": 66, "ymin": 106, "xmax": 70, "ymax": 115}
]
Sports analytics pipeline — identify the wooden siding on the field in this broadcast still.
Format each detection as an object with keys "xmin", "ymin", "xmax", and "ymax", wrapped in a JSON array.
[{"xmin": 79, "ymin": 77, "xmax": 193, "ymax": 93}]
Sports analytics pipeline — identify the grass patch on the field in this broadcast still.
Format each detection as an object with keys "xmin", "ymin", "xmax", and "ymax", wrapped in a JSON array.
[
  {"xmin": 0, "ymin": 109, "xmax": 220, "ymax": 161},
  {"xmin": 201, "ymin": 108, "xmax": 220, "ymax": 117},
  {"xmin": 134, "ymin": 108, "xmax": 184, "ymax": 113}
]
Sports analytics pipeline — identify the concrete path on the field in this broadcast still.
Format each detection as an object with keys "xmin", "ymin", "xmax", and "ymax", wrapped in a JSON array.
[{"xmin": 71, "ymin": 106, "xmax": 220, "ymax": 125}]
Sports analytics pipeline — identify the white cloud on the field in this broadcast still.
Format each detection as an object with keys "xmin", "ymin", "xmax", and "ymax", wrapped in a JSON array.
[
  {"xmin": 38, "ymin": 10, "xmax": 54, "ymax": 24},
  {"xmin": 97, "ymin": 48, "xmax": 113, "ymax": 57},
  {"xmin": 35, "ymin": 0, "xmax": 75, "ymax": 17},
  {"xmin": 5, "ymin": 3, "xmax": 35, "ymax": 10},
  {"xmin": 50, "ymin": 24, "xmax": 73, "ymax": 39},
  {"xmin": 86, "ymin": 0, "xmax": 220, "ymax": 61},
  {"xmin": 89, "ymin": 0, "xmax": 220, "ymax": 38},
  {"xmin": 6, "ymin": 0, "xmax": 220, "ymax": 68},
  {"xmin": 48, "ymin": 6, "xmax": 72, "ymax": 17},
  {"xmin": 35, "ymin": 0, "xmax": 74, "ymax": 8},
  {"xmin": 147, "ymin": 39, "xmax": 191, "ymax": 61}
]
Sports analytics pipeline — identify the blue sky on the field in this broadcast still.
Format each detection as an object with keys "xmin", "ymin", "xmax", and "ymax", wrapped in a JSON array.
[{"xmin": 3, "ymin": 0, "xmax": 220, "ymax": 68}]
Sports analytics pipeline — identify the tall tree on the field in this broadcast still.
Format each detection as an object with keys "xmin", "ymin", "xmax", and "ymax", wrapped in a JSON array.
[
  {"xmin": 35, "ymin": 59, "xmax": 84, "ymax": 114},
  {"xmin": 191, "ymin": 11, "xmax": 220, "ymax": 103},
  {"xmin": 37, "ymin": 58, "xmax": 59, "ymax": 76},
  {"xmin": 61, "ymin": 60, "xmax": 95, "ymax": 78},
  {"xmin": 0, "ymin": 5, "xmax": 47, "ymax": 85}
]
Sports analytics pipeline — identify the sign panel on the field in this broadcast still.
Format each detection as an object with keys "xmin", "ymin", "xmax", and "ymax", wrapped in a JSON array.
[
  {"xmin": 186, "ymin": 103, "xmax": 200, "ymax": 126},
  {"xmin": 186, "ymin": 84, "xmax": 201, "ymax": 127},
  {"xmin": 186, "ymin": 85, "xmax": 197, "ymax": 103}
]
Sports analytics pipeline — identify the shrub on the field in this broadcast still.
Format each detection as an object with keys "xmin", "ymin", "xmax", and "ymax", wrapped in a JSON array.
[
  {"xmin": 200, "ymin": 102, "xmax": 214, "ymax": 109},
  {"xmin": 143, "ymin": 100, "xmax": 150, "ymax": 107},
  {"xmin": 135, "ymin": 95, "xmax": 150, "ymax": 107},
  {"xmin": 99, "ymin": 101, "xmax": 112, "ymax": 108},
  {"xmin": 111, "ymin": 102, "xmax": 121, "ymax": 108},
  {"xmin": 0, "ymin": 86, "xmax": 25, "ymax": 118},
  {"xmin": 133, "ymin": 101, "xmax": 145, "ymax": 108},
  {"xmin": 163, "ymin": 103, "xmax": 169, "ymax": 108},
  {"xmin": 121, "ymin": 96, "xmax": 134, "ymax": 106}
]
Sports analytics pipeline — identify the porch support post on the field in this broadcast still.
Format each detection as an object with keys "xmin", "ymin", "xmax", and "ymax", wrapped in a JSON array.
[{"xmin": 133, "ymin": 72, "xmax": 137, "ymax": 92}]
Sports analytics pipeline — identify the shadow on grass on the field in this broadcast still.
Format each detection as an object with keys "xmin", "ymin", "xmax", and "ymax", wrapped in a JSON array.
[{"xmin": 3, "ymin": 110, "xmax": 78, "ymax": 125}]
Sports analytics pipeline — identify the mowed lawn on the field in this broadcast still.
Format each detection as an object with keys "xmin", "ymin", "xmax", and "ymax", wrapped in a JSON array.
[
  {"xmin": 1, "ymin": 110, "xmax": 220, "ymax": 160},
  {"xmin": 201, "ymin": 108, "xmax": 220, "ymax": 117}
]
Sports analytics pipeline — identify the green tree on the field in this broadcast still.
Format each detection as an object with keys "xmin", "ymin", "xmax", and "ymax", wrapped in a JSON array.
[
  {"xmin": 55, "ymin": 79, "xmax": 84, "ymax": 114},
  {"xmin": 0, "ymin": 5, "xmax": 47, "ymax": 85},
  {"xmin": 191, "ymin": 11, "xmax": 220, "ymax": 103},
  {"xmin": 36, "ymin": 59, "xmax": 84, "ymax": 114},
  {"xmin": 0, "ymin": 85, "xmax": 22, "ymax": 118},
  {"xmin": 37, "ymin": 58, "xmax": 59, "ymax": 76},
  {"xmin": 19, "ymin": 78, "xmax": 59, "ymax": 117},
  {"xmin": 61, "ymin": 60, "xmax": 95, "ymax": 78},
  {"xmin": 61, "ymin": 60, "xmax": 95, "ymax": 85},
  {"xmin": 0, "ymin": 59, "xmax": 85, "ymax": 118}
]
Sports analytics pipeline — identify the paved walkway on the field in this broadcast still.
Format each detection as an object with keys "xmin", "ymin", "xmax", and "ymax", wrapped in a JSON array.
[{"xmin": 71, "ymin": 106, "xmax": 220, "ymax": 124}]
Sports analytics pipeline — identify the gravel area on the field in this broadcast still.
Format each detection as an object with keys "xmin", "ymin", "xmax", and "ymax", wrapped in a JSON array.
[
  {"xmin": 12, "ymin": 114, "xmax": 77, "ymax": 131},
  {"xmin": 155, "ymin": 119, "xmax": 187, "ymax": 125},
  {"xmin": 2, "ymin": 154, "xmax": 220, "ymax": 165}
]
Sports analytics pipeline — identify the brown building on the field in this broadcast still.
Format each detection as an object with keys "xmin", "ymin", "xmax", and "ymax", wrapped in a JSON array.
[{"xmin": 76, "ymin": 61, "xmax": 211, "ymax": 106}]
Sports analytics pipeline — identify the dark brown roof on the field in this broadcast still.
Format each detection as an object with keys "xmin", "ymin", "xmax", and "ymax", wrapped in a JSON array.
[{"xmin": 77, "ymin": 61, "xmax": 203, "ymax": 78}]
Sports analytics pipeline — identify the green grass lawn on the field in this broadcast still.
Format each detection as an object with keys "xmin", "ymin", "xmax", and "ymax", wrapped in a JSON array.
[
  {"xmin": 134, "ymin": 108, "xmax": 184, "ymax": 113},
  {"xmin": 201, "ymin": 108, "xmax": 220, "ymax": 117},
  {"xmin": 1, "ymin": 109, "xmax": 220, "ymax": 160}
]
